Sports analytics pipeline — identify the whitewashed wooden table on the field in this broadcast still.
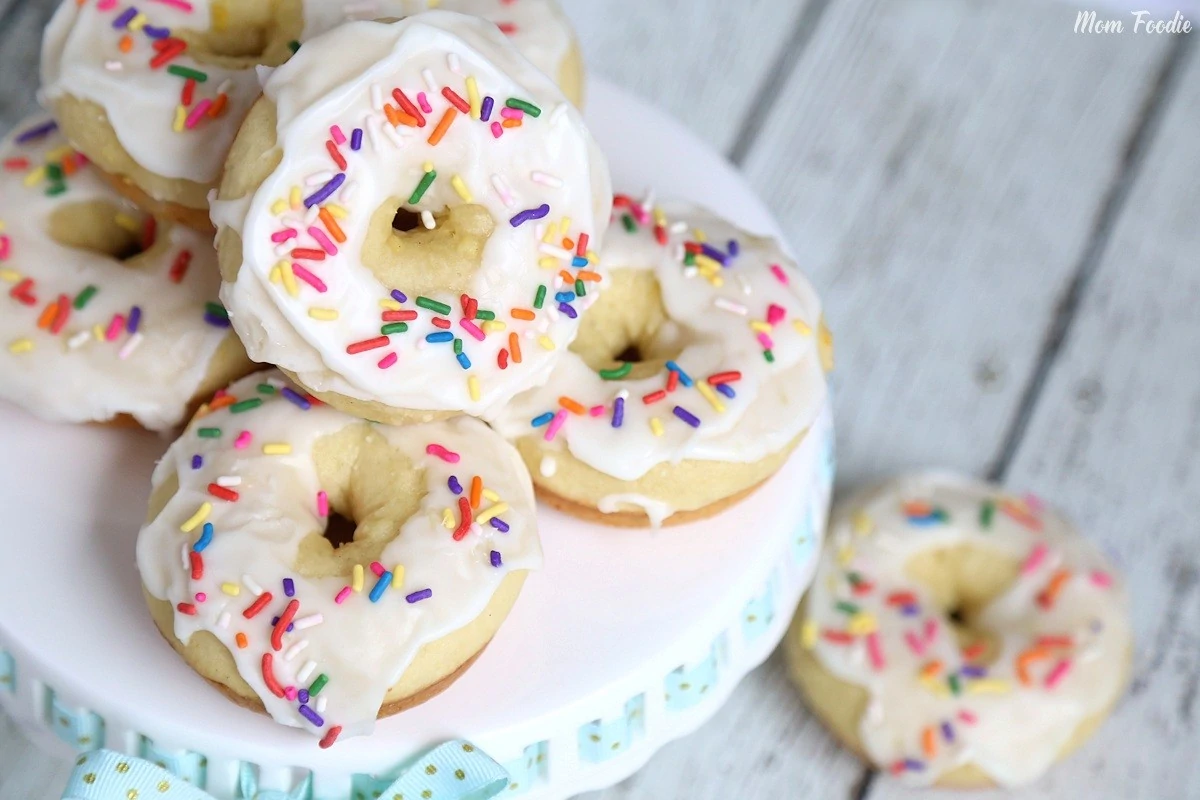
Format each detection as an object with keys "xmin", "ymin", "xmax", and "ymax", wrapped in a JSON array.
[{"xmin": 3, "ymin": 0, "xmax": 1199, "ymax": 797}]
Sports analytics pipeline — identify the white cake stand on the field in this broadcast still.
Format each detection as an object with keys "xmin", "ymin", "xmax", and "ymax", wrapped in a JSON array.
[{"xmin": 0, "ymin": 80, "xmax": 834, "ymax": 800}]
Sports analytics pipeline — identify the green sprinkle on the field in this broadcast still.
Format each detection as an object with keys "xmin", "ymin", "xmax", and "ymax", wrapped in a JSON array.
[
  {"xmin": 408, "ymin": 170, "xmax": 437, "ymax": 205},
  {"xmin": 167, "ymin": 65, "xmax": 207, "ymax": 82},
  {"xmin": 575, "ymin": 279, "xmax": 586, "ymax": 297},
  {"xmin": 599, "ymin": 362, "xmax": 633, "ymax": 381},
  {"xmin": 933, "ymin": 508, "xmax": 950, "ymax": 523},
  {"xmin": 621, "ymin": 214, "xmax": 637, "ymax": 233},
  {"xmin": 533, "ymin": 285, "xmax": 547, "ymax": 309},
  {"xmin": 287, "ymin": 40, "xmax": 300, "ymax": 54},
  {"xmin": 46, "ymin": 183, "xmax": 66, "ymax": 197},
  {"xmin": 204, "ymin": 302, "xmax": 229, "ymax": 320},
  {"xmin": 415, "ymin": 296, "xmax": 451, "ymax": 315},
  {"xmin": 474, "ymin": 309, "xmax": 495, "ymax": 321},
  {"xmin": 380, "ymin": 322, "xmax": 409, "ymax": 335},
  {"xmin": 197, "ymin": 427, "xmax": 222, "ymax": 439},
  {"xmin": 948, "ymin": 674, "xmax": 962, "ymax": 696},
  {"xmin": 684, "ymin": 252, "xmax": 696, "ymax": 266},
  {"xmin": 763, "ymin": 349, "xmax": 775, "ymax": 363},
  {"xmin": 505, "ymin": 98, "xmax": 542, "ymax": 117},
  {"xmin": 308, "ymin": 674, "xmax": 329, "ymax": 696},
  {"xmin": 453, "ymin": 338, "xmax": 463, "ymax": 355},
  {"xmin": 46, "ymin": 163, "xmax": 63, "ymax": 181},
  {"xmin": 257, "ymin": 383, "xmax": 277, "ymax": 395},
  {"xmin": 835, "ymin": 601, "xmax": 860, "ymax": 615},
  {"xmin": 847, "ymin": 571, "xmax": 863, "ymax": 585},
  {"xmin": 73, "ymin": 285, "xmax": 98, "ymax": 310},
  {"xmin": 229, "ymin": 398, "xmax": 263, "ymax": 414},
  {"xmin": 980, "ymin": 500, "xmax": 996, "ymax": 529}
]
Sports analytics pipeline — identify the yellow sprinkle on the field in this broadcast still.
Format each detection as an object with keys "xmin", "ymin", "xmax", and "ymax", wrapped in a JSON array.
[
  {"xmin": 289, "ymin": 186, "xmax": 302, "ymax": 210},
  {"xmin": 8, "ymin": 338, "xmax": 33, "ymax": 354},
  {"xmin": 220, "ymin": 583, "xmax": 240, "ymax": 596},
  {"xmin": 846, "ymin": 612, "xmax": 877, "ymax": 636},
  {"xmin": 466, "ymin": 75, "xmax": 481, "ymax": 119},
  {"xmin": 280, "ymin": 262, "xmax": 299, "ymax": 298},
  {"xmin": 115, "ymin": 213, "xmax": 140, "ymax": 232},
  {"xmin": 379, "ymin": 298, "xmax": 403, "ymax": 310},
  {"xmin": 559, "ymin": 217, "xmax": 571, "ymax": 235},
  {"xmin": 180, "ymin": 502, "xmax": 212, "ymax": 533},
  {"xmin": 653, "ymin": 207, "xmax": 667, "ymax": 227},
  {"xmin": 422, "ymin": 161, "xmax": 434, "ymax": 173},
  {"xmin": 707, "ymin": 274, "xmax": 725, "ymax": 288},
  {"xmin": 852, "ymin": 511, "xmax": 874, "ymax": 535},
  {"xmin": 172, "ymin": 105, "xmax": 187, "ymax": 133},
  {"xmin": 0, "ymin": 269, "xmax": 20, "ymax": 283},
  {"xmin": 468, "ymin": 375, "xmax": 481, "ymax": 402},
  {"xmin": 801, "ymin": 620, "xmax": 818, "ymax": 650},
  {"xmin": 537, "ymin": 335, "xmax": 555, "ymax": 351},
  {"xmin": 696, "ymin": 382, "xmax": 726, "ymax": 413},
  {"xmin": 451, "ymin": 175, "xmax": 473, "ymax": 202},
  {"xmin": 538, "ymin": 257, "xmax": 558, "ymax": 269},
  {"xmin": 968, "ymin": 679, "xmax": 1012, "ymax": 695},
  {"xmin": 270, "ymin": 199, "xmax": 288, "ymax": 215},
  {"xmin": 442, "ymin": 508, "xmax": 455, "ymax": 529},
  {"xmin": 352, "ymin": 564, "xmax": 364, "ymax": 592},
  {"xmin": 475, "ymin": 502, "xmax": 509, "ymax": 525},
  {"xmin": 269, "ymin": 265, "xmax": 282, "ymax": 284},
  {"xmin": 22, "ymin": 167, "xmax": 45, "ymax": 187},
  {"xmin": 836, "ymin": 544, "xmax": 855, "ymax": 566},
  {"xmin": 325, "ymin": 203, "xmax": 348, "ymax": 219},
  {"xmin": 923, "ymin": 679, "xmax": 951, "ymax": 698},
  {"xmin": 693, "ymin": 227, "xmax": 707, "ymax": 243},
  {"xmin": 93, "ymin": 324, "xmax": 105, "ymax": 341},
  {"xmin": 649, "ymin": 417, "xmax": 665, "ymax": 437},
  {"xmin": 541, "ymin": 220, "xmax": 558, "ymax": 244},
  {"xmin": 262, "ymin": 443, "xmax": 292, "ymax": 455},
  {"xmin": 308, "ymin": 307, "xmax": 339, "ymax": 321},
  {"xmin": 212, "ymin": 1, "xmax": 229, "ymax": 29},
  {"xmin": 46, "ymin": 146, "xmax": 73, "ymax": 161},
  {"xmin": 793, "ymin": 319, "xmax": 813, "ymax": 336},
  {"xmin": 586, "ymin": 250, "xmax": 600, "ymax": 264},
  {"xmin": 482, "ymin": 488, "xmax": 500, "ymax": 502},
  {"xmin": 749, "ymin": 320, "xmax": 773, "ymax": 334},
  {"xmin": 393, "ymin": 565, "xmax": 405, "ymax": 587},
  {"xmin": 481, "ymin": 321, "xmax": 506, "ymax": 333},
  {"xmin": 128, "ymin": 12, "xmax": 147, "ymax": 30},
  {"xmin": 694, "ymin": 254, "xmax": 723, "ymax": 273}
]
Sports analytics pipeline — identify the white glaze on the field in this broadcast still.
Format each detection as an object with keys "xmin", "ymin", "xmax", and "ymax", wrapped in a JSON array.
[
  {"xmin": 491, "ymin": 200, "xmax": 829, "ymax": 485},
  {"xmin": 0, "ymin": 116, "xmax": 231, "ymax": 430},
  {"xmin": 211, "ymin": 12, "xmax": 611, "ymax": 416},
  {"xmin": 597, "ymin": 493, "xmax": 675, "ymax": 528},
  {"xmin": 40, "ymin": 0, "xmax": 578, "ymax": 190},
  {"xmin": 801, "ymin": 473, "xmax": 1130, "ymax": 787},
  {"xmin": 136, "ymin": 370, "xmax": 541, "ymax": 740}
]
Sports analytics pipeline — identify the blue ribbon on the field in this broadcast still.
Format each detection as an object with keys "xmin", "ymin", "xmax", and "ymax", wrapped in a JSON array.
[{"xmin": 62, "ymin": 741, "xmax": 510, "ymax": 800}]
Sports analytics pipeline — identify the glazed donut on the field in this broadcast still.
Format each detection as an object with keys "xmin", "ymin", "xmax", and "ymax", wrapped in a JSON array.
[
  {"xmin": 40, "ymin": 0, "xmax": 584, "ymax": 232},
  {"xmin": 136, "ymin": 370, "xmax": 540, "ymax": 744},
  {"xmin": 491, "ymin": 199, "xmax": 832, "ymax": 527},
  {"xmin": 211, "ymin": 12, "xmax": 611, "ymax": 425},
  {"xmin": 0, "ymin": 116, "xmax": 251, "ymax": 431},
  {"xmin": 785, "ymin": 473, "xmax": 1131, "ymax": 787}
]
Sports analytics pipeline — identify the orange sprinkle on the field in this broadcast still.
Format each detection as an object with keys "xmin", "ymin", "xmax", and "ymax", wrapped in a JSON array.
[
  {"xmin": 208, "ymin": 94, "xmax": 229, "ymax": 118},
  {"xmin": 207, "ymin": 394, "xmax": 237, "ymax": 412},
  {"xmin": 61, "ymin": 154, "xmax": 78, "ymax": 176},
  {"xmin": 428, "ymin": 108, "xmax": 457, "ymax": 145},
  {"xmin": 36, "ymin": 299, "xmax": 59, "ymax": 329},
  {"xmin": 962, "ymin": 641, "xmax": 987, "ymax": 661},
  {"xmin": 470, "ymin": 476, "xmax": 482, "ymax": 510},
  {"xmin": 510, "ymin": 308, "xmax": 535, "ymax": 321},
  {"xmin": 501, "ymin": 118, "xmax": 522, "ymax": 129},
  {"xmin": 558, "ymin": 396, "xmax": 587, "ymax": 415},
  {"xmin": 118, "ymin": 34, "xmax": 133, "ymax": 53},
  {"xmin": 558, "ymin": 270, "xmax": 575, "ymax": 284},
  {"xmin": 919, "ymin": 660, "xmax": 944, "ymax": 680},
  {"xmin": 1016, "ymin": 647, "xmax": 1052, "ymax": 685},
  {"xmin": 318, "ymin": 208, "xmax": 346, "ymax": 243},
  {"xmin": 1037, "ymin": 570, "xmax": 1072, "ymax": 609},
  {"xmin": 562, "ymin": 237, "xmax": 575, "ymax": 250},
  {"xmin": 903, "ymin": 500, "xmax": 934, "ymax": 517},
  {"xmin": 235, "ymin": 633, "xmax": 248, "ymax": 649},
  {"xmin": 383, "ymin": 105, "xmax": 418, "ymax": 127},
  {"xmin": 577, "ymin": 270, "xmax": 602, "ymax": 282},
  {"xmin": 921, "ymin": 726, "xmax": 937, "ymax": 759},
  {"xmin": 509, "ymin": 332, "xmax": 522, "ymax": 363}
]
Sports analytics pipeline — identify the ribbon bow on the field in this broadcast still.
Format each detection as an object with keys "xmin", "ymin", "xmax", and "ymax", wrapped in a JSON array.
[{"xmin": 62, "ymin": 740, "xmax": 509, "ymax": 800}]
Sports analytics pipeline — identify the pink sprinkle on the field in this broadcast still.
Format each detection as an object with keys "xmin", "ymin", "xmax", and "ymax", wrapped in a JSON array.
[
  {"xmin": 426, "ymin": 444, "xmax": 461, "ymax": 463},
  {"xmin": 98, "ymin": 0, "xmax": 117, "ymax": 9},
  {"xmin": 628, "ymin": 202, "xmax": 651, "ymax": 226},
  {"xmin": 330, "ymin": 125, "xmax": 346, "ymax": 145},
  {"xmin": 500, "ymin": 107, "xmax": 524, "ymax": 120},
  {"xmin": 270, "ymin": 228, "xmax": 297, "ymax": 243},
  {"xmin": 291, "ymin": 263, "xmax": 327, "ymax": 293},
  {"xmin": 589, "ymin": 405, "xmax": 606, "ymax": 417},
  {"xmin": 377, "ymin": 352, "xmax": 398, "ymax": 369},
  {"xmin": 283, "ymin": 686, "xmax": 298, "ymax": 701},
  {"xmin": 1021, "ymin": 544, "xmax": 1048, "ymax": 575},
  {"xmin": 923, "ymin": 618, "xmax": 940, "ymax": 643},
  {"xmin": 1023, "ymin": 493, "xmax": 1046, "ymax": 512},
  {"xmin": 370, "ymin": 562, "xmax": 385, "ymax": 577},
  {"xmin": 770, "ymin": 264, "xmax": 790, "ymax": 285},
  {"xmin": 0, "ymin": 235, "xmax": 10, "ymax": 260},
  {"xmin": 958, "ymin": 710, "xmax": 978, "ymax": 725},
  {"xmin": 904, "ymin": 631, "xmax": 926, "ymax": 656},
  {"xmin": 459, "ymin": 318, "xmax": 486, "ymax": 342},
  {"xmin": 756, "ymin": 332, "xmax": 775, "ymax": 351},
  {"xmin": 866, "ymin": 632, "xmax": 886, "ymax": 670},
  {"xmin": 195, "ymin": 592, "xmax": 207, "ymax": 603},
  {"xmin": 1044, "ymin": 658, "xmax": 1072, "ymax": 689},
  {"xmin": 1090, "ymin": 570, "xmax": 1113, "ymax": 588},
  {"xmin": 417, "ymin": 92, "xmax": 433, "ymax": 114},
  {"xmin": 105, "ymin": 314, "xmax": 125, "ymax": 341},
  {"xmin": 334, "ymin": 586, "xmax": 352, "ymax": 605},
  {"xmin": 234, "ymin": 430, "xmax": 252, "ymax": 450},
  {"xmin": 151, "ymin": 0, "xmax": 194, "ymax": 10},
  {"xmin": 308, "ymin": 226, "xmax": 338, "ymax": 256},
  {"xmin": 490, "ymin": 122, "xmax": 503, "ymax": 139},
  {"xmin": 184, "ymin": 99, "xmax": 213, "ymax": 130},
  {"xmin": 766, "ymin": 303, "xmax": 787, "ymax": 326},
  {"xmin": 544, "ymin": 409, "xmax": 568, "ymax": 442},
  {"xmin": 316, "ymin": 490, "xmax": 329, "ymax": 517}
]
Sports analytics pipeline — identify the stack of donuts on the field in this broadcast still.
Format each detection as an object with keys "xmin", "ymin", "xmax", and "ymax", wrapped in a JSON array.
[{"xmin": 1, "ymin": 0, "xmax": 834, "ymax": 747}]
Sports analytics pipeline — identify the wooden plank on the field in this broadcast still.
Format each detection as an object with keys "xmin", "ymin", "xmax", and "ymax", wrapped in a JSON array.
[
  {"xmin": 559, "ymin": 0, "xmax": 817, "ymax": 153},
  {"xmin": 738, "ymin": 0, "xmax": 1170, "ymax": 488}
]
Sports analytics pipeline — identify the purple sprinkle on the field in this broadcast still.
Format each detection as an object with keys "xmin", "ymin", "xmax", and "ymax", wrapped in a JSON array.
[
  {"xmin": 297, "ymin": 689, "xmax": 309, "ymax": 704},
  {"xmin": 112, "ymin": 7, "xmax": 137, "ymax": 28},
  {"xmin": 127, "ymin": 306, "xmax": 142, "ymax": 334},
  {"xmin": 940, "ymin": 721, "xmax": 955, "ymax": 742},
  {"xmin": 509, "ymin": 203, "xmax": 550, "ymax": 227},
  {"xmin": 728, "ymin": 239, "xmax": 739, "ymax": 257},
  {"xmin": 700, "ymin": 244, "xmax": 728, "ymax": 266},
  {"xmin": 672, "ymin": 405, "xmax": 701, "ymax": 428},
  {"xmin": 298, "ymin": 704, "xmax": 324, "ymax": 728},
  {"xmin": 204, "ymin": 312, "xmax": 232, "ymax": 328},
  {"xmin": 269, "ymin": 616, "xmax": 295, "ymax": 633},
  {"xmin": 960, "ymin": 665, "xmax": 987, "ymax": 678},
  {"xmin": 303, "ymin": 173, "xmax": 345, "ymax": 208},
  {"xmin": 903, "ymin": 759, "xmax": 925, "ymax": 772},
  {"xmin": 490, "ymin": 550, "xmax": 502, "ymax": 567},
  {"xmin": 16, "ymin": 120, "xmax": 57, "ymax": 144},
  {"xmin": 350, "ymin": 128, "xmax": 363, "ymax": 151},
  {"xmin": 143, "ymin": 25, "xmax": 170, "ymax": 39},
  {"xmin": 448, "ymin": 476, "xmax": 463, "ymax": 495},
  {"xmin": 406, "ymin": 588, "xmax": 433, "ymax": 604},
  {"xmin": 612, "ymin": 396, "xmax": 625, "ymax": 428},
  {"xmin": 283, "ymin": 578, "xmax": 295, "ymax": 597},
  {"xmin": 557, "ymin": 302, "xmax": 577, "ymax": 319},
  {"xmin": 281, "ymin": 387, "xmax": 312, "ymax": 410},
  {"xmin": 715, "ymin": 383, "xmax": 736, "ymax": 399},
  {"xmin": 480, "ymin": 96, "xmax": 494, "ymax": 122},
  {"xmin": 390, "ymin": 289, "xmax": 407, "ymax": 304},
  {"xmin": 489, "ymin": 517, "xmax": 509, "ymax": 534},
  {"xmin": 191, "ymin": 454, "xmax": 203, "ymax": 469},
  {"xmin": 901, "ymin": 604, "xmax": 920, "ymax": 616}
]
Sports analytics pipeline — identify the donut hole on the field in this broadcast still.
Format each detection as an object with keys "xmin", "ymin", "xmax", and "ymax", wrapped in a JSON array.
[
  {"xmin": 360, "ymin": 198, "xmax": 495, "ymax": 298},
  {"xmin": 296, "ymin": 424, "xmax": 427, "ymax": 579},
  {"xmin": 903, "ymin": 544, "xmax": 1021, "ymax": 665},
  {"xmin": 570, "ymin": 269, "xmax": 688, "ymax": 380},
  {"xmin": 49, "ymin": 200, "xmax": 152, "ymax": 263},
  {"xmin": 174, "ymin": 0, "xmax": 302, "ymax": 69}
]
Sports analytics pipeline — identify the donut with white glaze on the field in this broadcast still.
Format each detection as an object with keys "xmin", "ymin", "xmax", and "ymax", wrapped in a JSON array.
[
  {"xmin": 785, "ymin": 473, "xmax": 1131, "ymax": 787},
  {"xmin": 211, "ymin": 12, "xmax": 611, "ymax": 424},
  {"xmin": 491, "ymin": 198, "xmax": 832, "ymax": 527},
  {"xmin": 137, "ymin": 369, "xmax": 541, "ymax": 745},
  {"xmin": 0, "ymin": 116, "xmax": 250, "ymax": 430}
]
